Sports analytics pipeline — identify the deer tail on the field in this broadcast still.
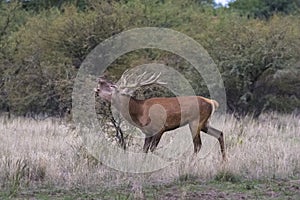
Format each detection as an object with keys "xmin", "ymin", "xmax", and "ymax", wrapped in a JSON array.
[{"xmin": 210, "ymin": 99, "xmax": 219, "ymax": 116}]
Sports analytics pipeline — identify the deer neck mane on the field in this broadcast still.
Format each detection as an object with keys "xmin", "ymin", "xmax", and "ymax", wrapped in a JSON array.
[{"xmin": 112, "ymin": 93, "xmax": 143, "ymax": 122}]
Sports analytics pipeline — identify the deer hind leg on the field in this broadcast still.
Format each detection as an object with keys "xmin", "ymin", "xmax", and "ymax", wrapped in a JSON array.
[
  {"xmin": 189, "ymin": 120, "xmax": 203, "ymax": 154},
  {"xmin": 193, "ymin": 134, "xmax": 202, "ymax": 153},
  {"xmin": 150, "ymin": 131, "xmax": 164, "ymax": 152},
  {"xmin": 202, "ymin": 125, "xmax": 226, "ymax": 161},
  {"xmin": 143, "ymin": 136, "xmax": 153, "ymax": 153}
]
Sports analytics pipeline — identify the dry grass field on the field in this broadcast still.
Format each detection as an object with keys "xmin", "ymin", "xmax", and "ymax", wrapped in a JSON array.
[{"xmin": 0, "ymin": 113, "xmax": 299, "ymax": 199}]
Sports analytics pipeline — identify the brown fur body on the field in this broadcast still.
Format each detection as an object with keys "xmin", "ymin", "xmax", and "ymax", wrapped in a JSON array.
[
  {"xmin": 95, "ymin": 75, "xmax": 226, "ymax": 161},
  {"xmin": 113, "ymin": 95, "xmax": 226, "ymax": 160}
]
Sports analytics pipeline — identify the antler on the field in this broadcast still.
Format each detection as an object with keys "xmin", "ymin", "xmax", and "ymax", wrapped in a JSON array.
[{"xmin": 119, "ymin": 70, "xmax": 167, "ymax": 89}]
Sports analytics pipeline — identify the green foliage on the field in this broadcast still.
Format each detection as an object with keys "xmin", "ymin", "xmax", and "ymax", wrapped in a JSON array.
[
  {"xmin": 229, "ymin": 0, "xmax": 300, "ymax": 19},
  {"xmin": 0, "ymin": 1, "xmax": 30, "ymax": 115},
  {"xmin": 20, "ymin": 0, "xmax": 88, "ymax": 12},
  {"xmin": 207, "ymin": 15, "xmax": 300, "ymax": 115},
  {"xmin": 0, "ymin": 0, "xmax": 299, "ymax": 117}
]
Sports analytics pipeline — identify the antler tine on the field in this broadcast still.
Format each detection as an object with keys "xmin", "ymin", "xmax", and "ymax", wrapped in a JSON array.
[
  {"xmin": 119, "ymin": 69, "xmax": 134, "ymax": 87},
  {"xmin": 151, "ymin": 72, "xmax": 167, "ymax": 85},
  {"xmin": 135, "ymin": 72, "xmax": 147, "ymax": 86},
  {"xmin": 139, "ymin": 73, "xmax": 157, "ymax": 85},
  {"xmin": 157, "ymin": 80, "xmax": 167, "ymax": 85},
  {"xmin": 136, "ymin": 72, "xmax": 147, "ymax": 82},
  {"xmin": 119, "ymin": 71, "xmax": 148, "ymax": 89},
  {"xmin": 119, "ymin": 70, "xmax": 167, "ymax": 90},
  {"xmin": 139, "ymin": 72, "xmax": 167, "ymax": 86}
]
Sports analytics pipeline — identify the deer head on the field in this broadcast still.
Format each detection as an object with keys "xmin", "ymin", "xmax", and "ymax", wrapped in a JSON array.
[
  {"xmin": 95, "ymin": 70, "xmax": 167, "ymax": 101},
  {"xmin": 94, "ymin": 75, "xmax": 117, "ymax": 102}
]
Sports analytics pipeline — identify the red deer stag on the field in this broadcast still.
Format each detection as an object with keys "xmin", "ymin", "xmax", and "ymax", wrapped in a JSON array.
[{"xmin": 95, "ymin": 71, "xmax": 226, "ymax": 161}]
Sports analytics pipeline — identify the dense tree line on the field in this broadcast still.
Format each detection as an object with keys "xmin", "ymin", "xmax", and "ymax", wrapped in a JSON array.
[
  {"xmin": 229, "ymin": 0, "xmax": 300, "ymax": 19},
  {"xmin": 0, "ymin": 0, "xmax": 299, "ymax": 118}
]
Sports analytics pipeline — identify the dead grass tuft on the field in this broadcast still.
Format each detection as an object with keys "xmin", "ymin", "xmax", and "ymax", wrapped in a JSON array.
[{"xmin": 0, "ymin": 113, "xmax": 299, "ymax": 191}]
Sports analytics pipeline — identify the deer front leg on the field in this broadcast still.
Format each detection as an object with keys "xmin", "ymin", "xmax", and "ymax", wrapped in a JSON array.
[{"xmin": 193, "ymin": 134, "xmax": 202, "ymax": 153}]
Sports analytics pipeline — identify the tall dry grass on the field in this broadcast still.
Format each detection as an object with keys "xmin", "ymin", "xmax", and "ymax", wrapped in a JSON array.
[{"xmin": 0, "ymin": 113, "xmax": 299, "ymax": 191}]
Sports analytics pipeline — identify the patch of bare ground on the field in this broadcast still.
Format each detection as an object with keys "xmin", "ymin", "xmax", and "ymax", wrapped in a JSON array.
[
  {"xmin": 160, "ymin": 186, "xmax": 248, "ymax": 200},
  {"xmin": 7, "ymin": 179, "xmax": 299, "ymax": 199},
  {"xmin": 146, "ymin": 179, "xmax": 300, "ymax": 200}
]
